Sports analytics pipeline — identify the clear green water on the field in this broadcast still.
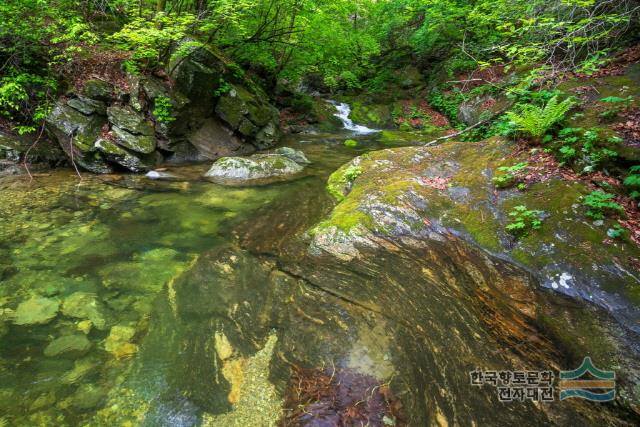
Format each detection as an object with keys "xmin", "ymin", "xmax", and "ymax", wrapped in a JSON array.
[{"xmin": 0, "ymin": 136, "xmax": 362, "ymax": 426}]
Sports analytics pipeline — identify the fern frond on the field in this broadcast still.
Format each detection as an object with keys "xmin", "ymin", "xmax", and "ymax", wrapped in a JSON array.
[{"xmin": 507, "ymin": 96, "xmax": 575, "ymax": 139}]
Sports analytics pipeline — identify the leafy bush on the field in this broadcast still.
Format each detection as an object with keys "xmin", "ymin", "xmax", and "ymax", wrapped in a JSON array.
[
  {"xmin": 152, "ymin": 96, "xmax": 175, "ymax": 124},
  {"xmin": 582, "ymin": 191, "xmax": 624, "ymax": 219},
  {"xmin": 343, "ymin": 165, "xmax": 363, "ymax": 182},
  {"xmin": 506, "ymin": 96, "xmax": 575, "ymax": 141},
  {"xmin": 213, "ymin": 78, "xmax": 232, "ymax": 97},
  {"xmin": 506, "ymin": 205, "xmax": 545, "ymax": 235},
  {"xmin": 428, "ymin": 88, "xmax": 466, "ymax": 123},
  {"xmin": 110, "ymin": 14, "xmax": 196, "ymax": 73}
]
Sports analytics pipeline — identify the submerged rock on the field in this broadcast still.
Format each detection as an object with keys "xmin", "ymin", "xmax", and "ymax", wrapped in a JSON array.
[
  {"xmin": 70, "ymin": 384, "xmax": 106, "ymax": 410},
  {"xmin": 61, "ymin": 292, "xmax": 110, "ymax": 330},
  {"xmin": 104, "ymin": 324, "xmax": 138, "ymax": 359},
  {"xmin": 44, "ymin": 334, "xmax": 91, "ymax": 357},
  {"xmin": 204, "ymin": 149, "xmax": 307, "ymax": 182},
  {"xmin": 13, "ymin": 296, "xmax": 60, "ymax": 326}
]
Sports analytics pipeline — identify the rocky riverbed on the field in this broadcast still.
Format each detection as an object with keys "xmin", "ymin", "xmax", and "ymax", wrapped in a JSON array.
[{"xmin": 1, "ymin": 132, "xmax": 639, "ymax": 426}]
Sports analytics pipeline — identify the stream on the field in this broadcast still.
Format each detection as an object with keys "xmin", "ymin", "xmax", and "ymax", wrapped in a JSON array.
[{"xmin": 0, "ymin": 125, "xmax": 639, "ymax": 425}]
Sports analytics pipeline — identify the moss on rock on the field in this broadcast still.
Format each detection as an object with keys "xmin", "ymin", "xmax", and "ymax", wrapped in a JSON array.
[{"xmin": 311, "ymin": 137, "xmax": 640, "ymax": 331}]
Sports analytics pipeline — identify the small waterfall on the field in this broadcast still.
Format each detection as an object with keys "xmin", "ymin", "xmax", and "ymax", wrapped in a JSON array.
[{"xmin": 329, "ymin": 101, "xmax": 379, "ymax": 134}]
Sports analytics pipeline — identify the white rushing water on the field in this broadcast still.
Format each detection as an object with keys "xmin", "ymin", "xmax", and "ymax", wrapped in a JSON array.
[{"xmin": 330, "ymin": 101, "xmax": 379, "ymax": 134}]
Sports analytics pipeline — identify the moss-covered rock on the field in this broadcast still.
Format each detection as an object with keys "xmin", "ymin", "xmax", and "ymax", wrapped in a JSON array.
[
  {"xmin": 82, "ymin": 79, "xmax": 116, "ymax": 102},
  {"xmin": 107, "ymin": 106, "xmax": 154, "ymax": 136},
  {"xmin": 45, "ymin": 101, "xmax": 113, "ymax": 173},
  {"xmin": 312, "ymin": 137, "xmax": 640, "ymax": 333},
  {"xmin": 67, "ymin": 96, "xmax": 107, "ymax": 116},
  {"xmin": 111, "ymin": 125, "xmax": 156, "ymax": 154},
  {"xmin": 170, "ymin": 41, "xmax": 281, "ymax": 149},
  {"xmin": 95, "ymin": 138, "xmax": 156, "ymax": 172},
  {"xmin": 46, "ymin": 42, "xmax": 281, "ymax": 174},
  {"xmin": 215, "ymin": 84, "xmax": 281, "ymax": 148},
  {"xmin": 204, "ymin": 150, "xmax": 306, "ymax": 183}
]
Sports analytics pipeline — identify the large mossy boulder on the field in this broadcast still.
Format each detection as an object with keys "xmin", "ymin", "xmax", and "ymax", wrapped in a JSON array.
[
  {"xmin": 170, "ymin": 42, "xmax": 281, "ymax": 149},
  {"xmin": 312, "ymin": 137, "xmax": 640, "ymax": 334},
  {"xmin": 204, "ymin": 148, "xmax": 308, "ymax": 183},
  {"xmin": 46, "ymin": 101, "xmax": 113, "ymax": 173}
]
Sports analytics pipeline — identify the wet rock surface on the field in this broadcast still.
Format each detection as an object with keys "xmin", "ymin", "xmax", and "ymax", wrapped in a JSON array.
[
  {"xmin": 312, "ymin": 137, "xmax": 640, "ymax": 335},
  {"xmin": 204, "ymin": 147, "xmax": 308, "ymax": 183},
  {"xmin": 44, "ymin": 43, "xmax": 282, "ymax": 174}
]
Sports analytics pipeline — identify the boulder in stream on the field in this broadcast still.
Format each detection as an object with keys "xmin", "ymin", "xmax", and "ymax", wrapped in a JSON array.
[{"xmin": 204, "ymin": 148, "xmax": 308, "ymax": 183}]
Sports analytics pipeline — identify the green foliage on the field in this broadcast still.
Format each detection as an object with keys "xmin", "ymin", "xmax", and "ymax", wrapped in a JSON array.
[
  {"xmin": 213, "ymin": 78, "xmax": 232, "ymax": 97},
  {"xmin": 344, "ymin": 139, "xmax": 359, "ymax": 148},
  {"xmin": 493, "ymin": 162, "xmax": 528, "ymax": 189},
  {"xmin": 506, "ymin": 205, "xmax": 545, "ymax": 235},
  {"xmin": 582, "ymin": 191, "xmax": 624, "ymax": 219},
  {"xmin": 343, "ymin": 165, "xmax": 363, "ymax": 182},
  {"xmin": 111, "ymin": 14, "xmax": 196, "ymax": 73},
  {"xmin": 550, "ymin": 127, "xmax": 619, "ymax": 173},
  {"xmin": 624, "ymin": 166, "xmax": 640, "ymax": 188},
  {"xmin": 0, "ymin": 0, "xmax": 78, "ymax": 125},
  {"xmin": 599, "ymin": 96, "xmax": 634, "ymax": 119},
  {"xmin": 607, "ymin": 224, "xmax": 628, "ymax": 240},
  {"xmin": 152, "ymin": 96, "xmax": 175, "ymax": 124},
  {"xmin": 506, "ymin": 96, "xmax": 575, "ymax": 140},
  {"xmin": 428, "ymin": 88, "xmax": 466, "ymax": 123}
]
